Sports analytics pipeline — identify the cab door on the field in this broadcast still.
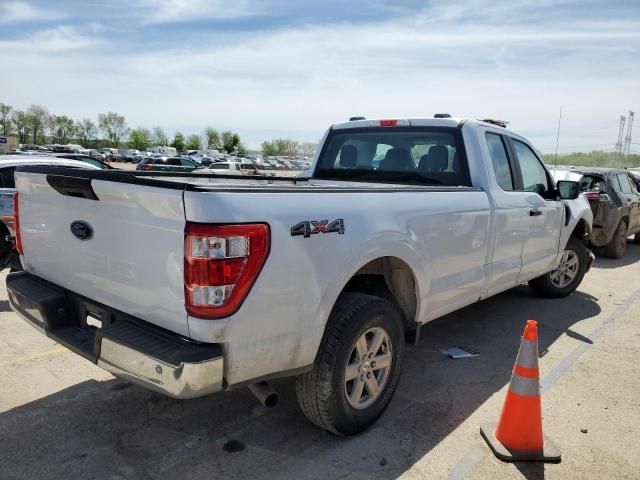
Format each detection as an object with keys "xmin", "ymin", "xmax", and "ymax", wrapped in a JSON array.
[
  {"xmin": 507, "ymin": 138, "xmax": 564, "ymax": 283},
  {"xmin": 483, "ymin": 132, "xmax": 530, "ymax": 296}
]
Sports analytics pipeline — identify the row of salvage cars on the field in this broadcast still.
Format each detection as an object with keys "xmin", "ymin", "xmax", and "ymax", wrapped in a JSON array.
[{"xmin": 552, "ymin": 166, "xmax": 640, "ymax": 258}]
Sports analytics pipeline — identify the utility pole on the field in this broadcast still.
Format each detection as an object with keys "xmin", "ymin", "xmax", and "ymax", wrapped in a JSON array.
[
  {"xmin": 623, "ymin": 111, "xmax": 634, "ymax": 155},
  {"xmin": 615, "ymin": 115, "xmax": 626, "ymax": 158},
  {"xmin": 553, "ymin": 106, "xmax": 562, "ymax": 166}
]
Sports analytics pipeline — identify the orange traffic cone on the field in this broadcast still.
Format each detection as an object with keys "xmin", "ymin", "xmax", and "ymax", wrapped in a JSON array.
[{"xmin": 481, "ymin": 320, "xmax": 561, "ymax": 462}]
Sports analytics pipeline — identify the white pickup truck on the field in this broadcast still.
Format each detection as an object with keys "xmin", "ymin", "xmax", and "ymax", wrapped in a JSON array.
[{"xmin": 7, "ymin": 116, "xmax": 593, "ymax": 435}]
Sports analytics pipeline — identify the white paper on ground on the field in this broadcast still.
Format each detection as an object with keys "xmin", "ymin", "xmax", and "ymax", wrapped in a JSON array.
[{"xmin": 440, "ymin": 347, "xmax": 480, "ymax": 359}]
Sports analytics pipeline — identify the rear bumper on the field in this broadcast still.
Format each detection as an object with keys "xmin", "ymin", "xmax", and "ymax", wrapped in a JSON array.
[{"xmin": 6, "ymin": 272, "xmax": 224, "ymax": 399}]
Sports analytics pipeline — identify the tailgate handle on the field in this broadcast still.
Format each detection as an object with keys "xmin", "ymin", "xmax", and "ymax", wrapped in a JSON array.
[{"xmin": 47, "ymin": 175, "xmax": 99, "ymax": 201}]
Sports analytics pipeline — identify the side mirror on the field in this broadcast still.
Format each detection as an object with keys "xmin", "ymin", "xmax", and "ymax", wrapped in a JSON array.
[{"xmin": 557, "ymin": 180, "xmax": 580, "ymax": 200}]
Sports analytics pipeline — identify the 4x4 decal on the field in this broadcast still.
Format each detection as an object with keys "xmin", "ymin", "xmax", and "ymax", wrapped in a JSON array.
[{"xmin": 291, "ymin": 219, "xmax": 345, "ymax": 238}]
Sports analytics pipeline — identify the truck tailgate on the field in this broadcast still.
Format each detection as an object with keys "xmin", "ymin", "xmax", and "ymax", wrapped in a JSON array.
[{"xmin": 15, "ymin": 172, "xmax": 189, "ymax": 336}]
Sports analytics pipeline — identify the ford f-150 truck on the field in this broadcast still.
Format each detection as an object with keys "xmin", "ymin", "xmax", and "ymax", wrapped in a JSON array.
[{"xmin": 7, "ymin": 116, "xmax": 593, "ymax": 435}]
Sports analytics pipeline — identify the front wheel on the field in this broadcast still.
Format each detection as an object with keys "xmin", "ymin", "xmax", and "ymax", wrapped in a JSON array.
[
  {"xmin": 296, "ymin": 293, "xmax": 405, "ymax": 436},
  {"xmin": 529, "ymin": 237, "xmax": 589, "ymax": 298}
]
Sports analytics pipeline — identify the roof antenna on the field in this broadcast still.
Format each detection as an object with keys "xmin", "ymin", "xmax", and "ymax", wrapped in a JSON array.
[{"xmin": 554, "ymin": 106, "xmax": 562, "ymax": 166}]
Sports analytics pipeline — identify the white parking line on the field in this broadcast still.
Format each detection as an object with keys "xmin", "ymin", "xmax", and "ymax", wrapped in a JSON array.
[{"xmin": 448, "ymin": 288, "xmax": 640, "ymax": 480}]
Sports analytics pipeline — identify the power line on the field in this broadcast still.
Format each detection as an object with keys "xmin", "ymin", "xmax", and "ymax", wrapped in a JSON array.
[{"xmin": 553, "ymin": 106, "xmax": 562, "ymax": 166}]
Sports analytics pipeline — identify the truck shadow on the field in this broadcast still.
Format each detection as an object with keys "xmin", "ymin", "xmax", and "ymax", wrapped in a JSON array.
[
  {"xmin": 590, "ymin": 241, "xmax": 640, "ymax": 269},
  {"xmin": 0, "ymin": 287, "xmax": 601, "ymax": 480}
]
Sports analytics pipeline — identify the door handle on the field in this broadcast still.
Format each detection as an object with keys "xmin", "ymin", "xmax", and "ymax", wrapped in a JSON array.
[{"xmin": 530, "ymin": 208, "xmax": 543, "ymax": 217}]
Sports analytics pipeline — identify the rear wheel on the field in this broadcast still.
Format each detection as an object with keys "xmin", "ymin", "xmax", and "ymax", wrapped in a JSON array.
[
  {"xmin": 529, "ymin": 237, "xmax": 589, "ymax": 298},
  {"xmin": 604, "ymin": 220, "xmax": 627, "ymax": 258},
  {"xmin": 296, "ymin": 293, "xmax": 405, "ymax": 435}
]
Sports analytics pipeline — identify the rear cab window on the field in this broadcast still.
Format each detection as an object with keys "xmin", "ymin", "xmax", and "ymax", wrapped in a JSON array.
[
  {"xmin": 314, "ymin": 127, "xmax": 471, "ymax": 187},
  {"xmin": 581, "ymin": 175, "xmax": 606, "ymax": 193}
]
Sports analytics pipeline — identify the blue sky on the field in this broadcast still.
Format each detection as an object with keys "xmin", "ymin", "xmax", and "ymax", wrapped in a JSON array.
[{"xmin": 1, "ymin": 0, "xmax": 639, "ymax": 151}]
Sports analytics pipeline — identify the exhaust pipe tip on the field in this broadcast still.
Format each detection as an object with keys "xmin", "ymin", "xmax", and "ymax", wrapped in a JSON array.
[{"xmin": 248, "ymin": 381, "xmax": 279, "ymax": 408}]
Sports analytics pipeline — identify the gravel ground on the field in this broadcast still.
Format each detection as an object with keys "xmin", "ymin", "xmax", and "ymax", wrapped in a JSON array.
[{"xmin": 1, "ymin": 244, "xmax": 639, "ymax": 480}]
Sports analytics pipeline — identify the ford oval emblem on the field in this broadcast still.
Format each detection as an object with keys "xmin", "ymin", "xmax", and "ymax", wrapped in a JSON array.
[{"xmin": 70, "ymin": 221, "xmax": 94, "ymax": 240}]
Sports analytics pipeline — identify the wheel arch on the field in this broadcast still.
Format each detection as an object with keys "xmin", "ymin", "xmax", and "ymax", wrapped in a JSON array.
[
  {"xmin": 332, "ymin": 256, "xmax": 420, "ymax": 333},
  {"xmin": 571, "ymin": 217, "xmax": 591, "ymax": 241}
]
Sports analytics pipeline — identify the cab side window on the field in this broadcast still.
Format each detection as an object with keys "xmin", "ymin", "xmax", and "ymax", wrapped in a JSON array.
[
  {"xmin": 486, "ymin": 133, "xmax": 514, "ymax": 191},
  {"xmin": 511, "ymin": 139, "xmax": 550, "ymax": 196}
]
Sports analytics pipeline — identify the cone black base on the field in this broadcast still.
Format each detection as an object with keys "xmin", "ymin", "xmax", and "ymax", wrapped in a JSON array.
[{"xmin": 481, "ymin": 422, "xmax": 561, "ymax": 463}]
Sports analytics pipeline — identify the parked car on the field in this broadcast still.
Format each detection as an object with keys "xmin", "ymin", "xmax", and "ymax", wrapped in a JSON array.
[
  {"xmin": 205, "ymin": 161, "xmax": 242, "ymax": 174},
  {"xmin": 7, "ymin": 116, "xmax": 593, "ymax": 435},
  {"xmin": 0, "ymin": 155, "xmax": 101, "ymax": 271},
  {"xmin": 569, "ymin": 167, "xmax": 640, "ymax": 257},
  {"xmin": 54, "ymin": 153, "xmax": 114, "ymax": 170},
  {"xmin": 136, "ymin": 156, "xmax": 201, "ymax": 172}
]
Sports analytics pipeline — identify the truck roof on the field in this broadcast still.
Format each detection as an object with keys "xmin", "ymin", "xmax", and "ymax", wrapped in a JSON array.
[{"xmin": 332, "ymin": 117, "xmax": 514, "ymax": 134}]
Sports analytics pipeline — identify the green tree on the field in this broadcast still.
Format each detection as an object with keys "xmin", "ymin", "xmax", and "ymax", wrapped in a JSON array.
[
  {"xmin": 11, "ymin": 110, "xmax": 30, "ymax": 143},
  {"xmin": 299, "ymin": 142, "xmax": 318, "ymax": 157},
  {"xmin": 172, "ymin": 131, "xmax": 186, "ymax": 151},
  {"xmin": 204, "ymin": 127, "xmax": 222, "ymax": 150},
  {"xmin": 261, "ymin": 138, "xmax": 300, "ymax": 156},
  {"xmin": 0, "ymin": 103, "xmax": 13, "ymax": 136},
  {"xmin": 221, "ymin": 131, "xmax": 242, "ymax": 154},
  {"xmin": 76, "ymin": 118, "xmax": 98, "ymax": 147},
  {"xmin": 48, "ymin": 115, "xmax": 76, "ymax": 144},
  {"xmin": 130, "ymin": 127, "xmax": 152, "ymax": 151},
  {"xmin": 26, "ymin": 104, "xmax": 49, "ymax": 144},
  {"xmin": 542, "ymin": 151, "xmax": 640, "ymax": 169},
  {"xmin": 186, "ymin": 134, "xmax": 202, "ymax": 151},
  {"xmin": 261, "ymin": 140, "xmax": 278, "ymax": 156},
  {"xmin": 152, "ymin": 126, "xmax": 169, "ymax": 146},
  {"xmin": 98, "ymin": 112, "xmax": 129, "ymax": 147},
  {"xmin": 236, "ymin": 141, "xmax": 247, "ymax": 157}
]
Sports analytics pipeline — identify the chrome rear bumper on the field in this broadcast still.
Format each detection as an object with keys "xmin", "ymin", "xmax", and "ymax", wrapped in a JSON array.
[{"xmin": 7, "ymin": 272, "xmax": 224, "ymax": 399}]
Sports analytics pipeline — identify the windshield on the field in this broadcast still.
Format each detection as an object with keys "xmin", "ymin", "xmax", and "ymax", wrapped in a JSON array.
[{"xmin": 313, "ymin": 127, "xmax": 471, "ymax": 186}]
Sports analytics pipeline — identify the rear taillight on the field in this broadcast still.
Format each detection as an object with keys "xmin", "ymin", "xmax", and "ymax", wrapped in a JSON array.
[
  {"xmin": 12, "ymin": 192, "xmax": 23, "ymax": 255},
  {"xmin": 583, "ymin": 191, "xmax": 599, "ymax": 201},
  {"xmin": 184, "ymin": 223, "xmax": 270, "ymax": 319},
  {"xmin": 142, "ymin": 163, "xmax": 152, "ymax": 170},
  {"xmin": 583, "ymin": 191, "xmax": 610, "ymax": 202}
]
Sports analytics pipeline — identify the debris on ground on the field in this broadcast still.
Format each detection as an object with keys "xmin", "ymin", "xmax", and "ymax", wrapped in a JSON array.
[
  {"xmin": 440, "ymin": 347, "xmax": 480, "ymax": 359},
  {"xmin": 223, "ymin": 439, "xmax": 246, "ymax": 453}
]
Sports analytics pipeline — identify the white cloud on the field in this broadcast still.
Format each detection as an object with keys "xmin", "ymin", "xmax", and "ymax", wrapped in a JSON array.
[
  {"xmin": 0, "ymin": 1, "xmax": 638, "ymax": 151},
  {"xmin": 0, "ymin": 1, "xmax": 64, "ymax": 23},
  {"xmin": 136, "ymin": 0, "xmax": 258, "ymax": 24},
  {"xmin": 0, "ymin": 25, "xmax": 102, "ymax": 51}
]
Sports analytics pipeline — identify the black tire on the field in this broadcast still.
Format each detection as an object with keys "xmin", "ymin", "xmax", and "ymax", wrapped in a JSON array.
[
  {"xmin": 634, "ymin": 233, "xmax": 640, "ymax": 245},
  {"xmin": 604, "ymin": 220, "xmax": 627, "ymax": 258},
  {"xmin": 296, "ymin": 293, "xmax": 405, "ymax": 436},
  {"xmin": 529, "ymin": 237, "xmax": 589, "ymax": 298}
]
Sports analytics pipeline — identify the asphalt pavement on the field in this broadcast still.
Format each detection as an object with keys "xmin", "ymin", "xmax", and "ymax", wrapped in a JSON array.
[{"xmin": 1, "ymin": 245, "xmax": 639, "ymax": 479}]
